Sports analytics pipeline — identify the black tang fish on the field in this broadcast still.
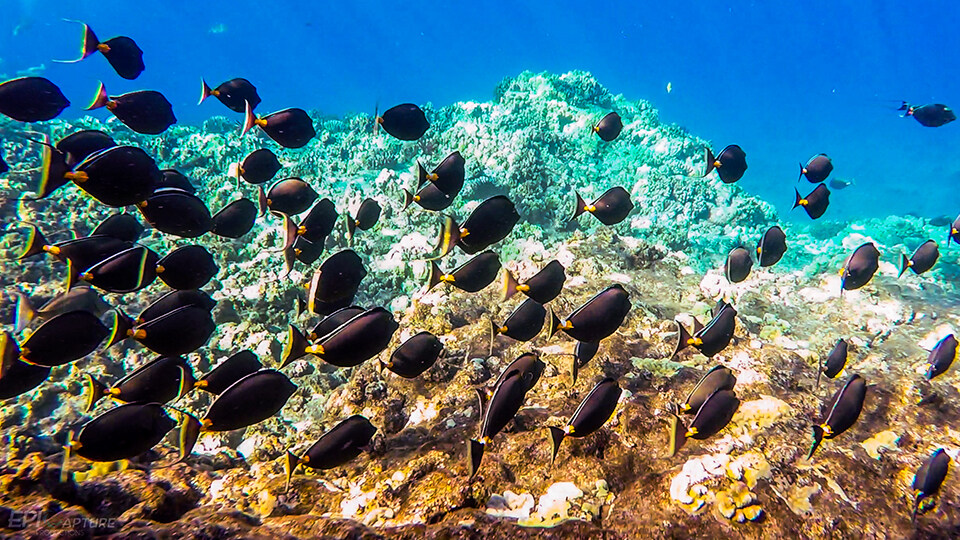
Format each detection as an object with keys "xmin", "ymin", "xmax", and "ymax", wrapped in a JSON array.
[
  {"xmin": 925, "ymin": 334, "xmax": 957, "ymax": 380},
  {"xmin": 468, "ymin": 353, "xmax": 544, "ymax": 479},
  {"xmin": 80, "ymin": 245, "xmax": 159, "ymax": 293},
  {"xmin": 570, "ymin": 340, "xmax": 600, "ymax": 387},
  {"xmin": 281, "ymin": 307, "xmax": 398, "ymax": 368},
  {"xmin": 306, "ymin": 249, "xmax": 367, "ymax": 312},
  {"xmin": 195, "ymin": 350, "xmax": 263, "ymax": 395},
  {"xmin": 0, "ymin": 77, "xmax": 70, "ymax": 122},
  {"xmin": 593, "ymin": 112, "xmax": 623, "ymax": 142},
  {"xmin": 285, "ymin": 415, "xmax": 376, "ymax": 488},
  {"xmin": 404, "ymin": 181, "xmax": 456, "ymax": 212},
  {"xmin": 180, "ymin": 369, "xmax": 296, "ymax": 457},
  {"xmin": 799, "ymin": 154, "xmax": 833, "ymax": 183},
  {"xmin": 416, "ymin": 151, "xmax": 465, "ymax": 197},
  {"xmin": 548, "ymin": 377, "xmax": 621, "ymax": 463},
  {"xmin": 793, "ymin": 184, "xmax": 830, "ymax": 219},
  {"xmin": 238, "ymin": 148, "xmax": 281, "ymax": 185},
  {"xmin": 900, "ymin": 102, "xmax": 956, "ymax": 127},
  {"xmin": 757, "ymin": 225, "xmax": 787, "ymax": 267},
  {"xmin": 56, "ymin": 130, "xmax": 116, "ymax": 168},
  {"xmin": 912, "ymin": 448, "xmax": 951, "ymax": 521},
  {"xmin": 704, "ymin": 144, "xmax": 747, "ymax": 184},
  {"xmin": 840, "ymin": 243, "xmax": 880, "ymax": 292},
  {"xmin": 807, "ymin": 374, "xmax": 866, "ymax": 459},
  {"xmin": 242, "ymin": 104, "xmax": 316, "ymax": 149},
  {"xmin": 308, "ymin": 306, "xmax": 365, "ymax": 340},
  {"xmin": 211, "ymin": 198, "xmax": 257, "ymax": 238},
  {"xmin": 668, "ymin": 388, "xmax": 740, "ymax": 457},
  {"xmin": 493, "ymin": 298, "xmax": 547, "ymax": 342},
  {"xmin": 384, "ymin": 331, "xmax": 442, "ymax": 378},
  {"xmin": 346, "ymin": 198, "xmax": 381, "ymax": 239},
  {"xmin": 87, "ymin": 83, "xmax": 176, "ymax": 135},
  {"xmin": 59, "ymin": 21, "xmax": 144, "ymax": 80},
  {"xmin": 0, "ymin": 331, "xmax": 50, "ymax": 399},
  {"xmin": 724, "ymin": 246, "xmax": 753, "ymax": 283},
  {"xmin": 157, "ymin": 169, "xmax": 196, "ymax": 193},
  {"xmin": 550, "ymin": 284, "xmax": 630, "ymax": 343},
  {"xmin": 72, "ymin": 145, "xmax": 162, "ymax": 207},
  {"xmin": 67, "ymin": 403, "xmax": 177, "ymax": 465},
  {"xmin": 260, "ymin": 178, "xmax": 318, "ymax": 216},
  {"xmin": 503, "ymin": 260, "xmax": 565, "ymax": 303},
  {"xmin": 19, "ymin": 311, "xmax": 109, "ymax": 367},
  {"xmin": 157, "ymin": 245, "xmax": 218, "ymax": 290},
  {"xmin": 828, "ymin": 178, "xmax": 854, "ymax": 190},
  {"xmin": 377, "ymin": 103, "xmax": 429, "ymax": 141},
  {"xmin": 427, "ymin": 251, "xmax": 501, "ymax": 293},
  {"xmin": 127, "ymin": 305, "xmax": 215, "ymax": 356},
  {"xmin": 14, "ymin": 285, "xmax": 110, "ymax": 334},
  {"xmin": 138, "ymin": 188, "xmax": 212, "ymax": 238},
  {"xmin": 571, "ymin": 186, "xmax": 634, "ymax": 226},
  {"xmin": 84, "ymin": 355, "xmax": 194, "ymax": 411},
  {"xmin": 673, "ymin": 301, "xmax": 737, "ymax": 358},
  {"xmin": 136, "ymin": 289, "xmax": 215, "ymax": 325},
  {"xmin": 200, "ymin": 78, "xmax": 260, "ymax": 113},
  {"xmin": 900, "ymin": 240, "xmax": 939, "ymax": 278},
  {"xmin": 818, "ymin": 339, "xmax": 848, "ymax": 387},
  {"xmin": 297, "ymin": 198, "xmax": 337, "ymax": 243},
  {"xmin": 677, "ymin": 365, "xmax": 737, "ymax": 415},
  {"xmin": 435, "ymin": 196, "xmax": 521, "ymax": 258},
  {"xmin": 92, "ymin": 213, "xmax": 144, "ymax": 243}
]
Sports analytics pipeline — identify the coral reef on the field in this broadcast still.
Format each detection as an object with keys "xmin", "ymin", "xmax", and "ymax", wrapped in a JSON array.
[{"xmin": 0, "ymin": 70, "xmax": 958, "ymax": 538}]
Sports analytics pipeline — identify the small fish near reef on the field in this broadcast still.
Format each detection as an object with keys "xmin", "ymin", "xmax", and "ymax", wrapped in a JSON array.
[
  {"xmin": 899, "ymin": 101, "xmax": 956, "ymax": 127},
  {"xmin": 703, "ymin": 144, "xmax": 747, "ymax": 184},
  {"xmin": 57, "ymin": 20, "xmax": 144, "ymax": 80}
]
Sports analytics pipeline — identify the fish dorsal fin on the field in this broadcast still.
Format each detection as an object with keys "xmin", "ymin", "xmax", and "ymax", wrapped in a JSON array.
[{"xmin": 693, "ymin": 317, "xmax": 704, "ymax": 335}]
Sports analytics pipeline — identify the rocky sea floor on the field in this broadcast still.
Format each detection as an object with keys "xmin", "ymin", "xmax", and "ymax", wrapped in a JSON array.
[{"xmin": 0, "ymin": 71, "xmax": 958, "ymax": 538}]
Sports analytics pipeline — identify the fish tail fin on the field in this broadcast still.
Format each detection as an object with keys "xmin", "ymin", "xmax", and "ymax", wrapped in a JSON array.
[
  {"xmin": 703, "ymin": 148, "xmax": 716, "ymax": 177},
  {"xmin": 806, "ymin": 425, "xmax": 825, "ymax": 460},
  {"xmin": 280, "ymin": 324, "xmax": 309, "ymax": 368},
  {"xmin": 898, "ymin": 253, "xmax": 910, "ymax": 278},
  {"xmin": 816, "ymin": 351, "xmax": 824, "ymax": 389},
  {"xmin": 426, "ymin": 261, "xmax": 443, "ymax": 291},
  {"xmin": 797, "ymin": 162, "xmax": 804, "ymax": 183},
  {"xmin": 570, "ymin": 353, "xmax": 579, "ymax": 387},
  {"xmin": 64, "ymin": 259, "xmax": 79, "ymax": 291},
  {"xmin": 82, "ymin": 373, "xmax": 108, "ymax": 413},
  {"xmin": 86, "ymin": 81, "xmax": 108, "ymax": 110},
  {"xmin": 898, "ymin": 101, "xmax": 909, "ymax": 112},
  {"xmin": 475, "ymin": 387, "xmax": 489, "ymax": 417},
  {"xmin": 548, "ymin": 308, "xmax": 561, "ymax": 338},
  {"xmin": 427, "ymin": 215, "xmax": 459, "ymax": 260},
  {"xmin": 667, "ymin": 407, "xmax": 686, "ymax": 457},
  {"xmin": 402, "ymin": 188, "xmax": 414, "ymax": 210},
  {"xmin": 502, "ymin": 269, "xmax": 520, "ymax": 301},
  {"xmin": 295, "ymin": 295, "xmax": 306, "ymax": 317},
  {"xmin": 135, "ymin": 247, "xmax": 150, "ymax": 290},
  {"xmin": 672, "ymin": 320, "xmax": 692, "ymax": 358},
  {"xmin": 257, "ymin": 185, "xmax": 267, "ymax": 217},
  {"xmin": 278, "ymin": 212, "xmax": 296, "ymax": 250},
  {"xmin": 372, "ymin": 102, "xmax": 380, "ymax": 135},
  {"xmin": 177, "ymin": 411, "xmax": 202, "ymax": 463},
  {"xmin": 792, "ymin": 188, "xmax": 802, "ymax": 210},
  {"xmin": 488, "ymin": 318, "xmax": 497, "ymax": 357},
  {"xmin": 13, "ymin": 291, "xmax": 35, "ymax": 333},
  {"xmin": 54, "ymin": 19, "xmax": 99, "ymax": 63},
  {"xmin": 60, "ymin": 434, "xmax": 74, "ymax": 483},
  {"xmin": 199, "ymin": 79, "xmax": 212, "ymax": 105},
  {"xmin": 105, "ymin": 308, "xmax": 134, "ymax": 349},
  {"xmin": 417, "ymin": 161, "xmax": 428, "ymax": 188},
  {"xmin": 548, "ymin": 426, "xmax": 565, "ymax": 465},
  {"xmin": 570, "ymin": 191, "xmax": 587, "ymax": 221},
  {"xmin": 345, "ymin": 212, "xmax": 357, "ymax": 242},
  {"xmin": 284, "ymin": 450, "xmax": 301, "ymax": 491},
  {"xmin": 177, "ymin": 365, "xmax": 195, "ymax": 399},
  {"xmin": 912, "ymin": 494, "xmax": 922, "ymax": 523},
  {"xmin": 467, "ymin": 438, "xmax": 484, "ymax": 480},
  {"xmin": 241, "ymin": 100, "xmax": 257, "ymax": 137},
  {"xmin": 17, "ymin": 222, "xmax": 47, "ymax": 259}
]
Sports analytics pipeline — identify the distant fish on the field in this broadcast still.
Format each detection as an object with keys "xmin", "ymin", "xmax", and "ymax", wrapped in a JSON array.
[
  {"xmin": 0, "ymin": 331, "xmax": 51, "ymax": 399},
  {"xmin": 259, "ymin": 178, "xmax": 318, "ymax": 216},
  {"xmin": 799, "ymin": 154, "xmax": 833, "ymax": 183},
  {"xmin": 668, "ymin": 387, "xmax": 739, "ymax": 457},
  {"xmin": 840, "ymin": 243, "xmax": 880, "ymax": 293},
  {"xmin": 666, "ymin": 82, "xmax": 672, "ymax": 94},
  {"xmin": 899, "ymin": 240, "xmax": 939, "ymax": 278},
  {"xmin": 817, "ymin": 338, "xmax": 848, "ymax": 388},
  {"xmin": 158, "ymin": 169, "xmax": 196, "ymax": 194},
  {"xmin": 548, "ymin": 377, "xmax": 621, "ymax": 463},
  {"xmin": 238, "ymin": 148, "xmax": 281, "ymax": 185},
  {"xmin": 949, "ymin": 215, "xmax": 960, "ymax": 246},
  {"xmin": 677, "ymin": 365, "xmax": 737, "ymax": 415},
  {"xmin": 756, "ymin": 225, "xmax": 787, "ymax": 267},
  {"xmin": 285, "ymin": 415, "xmax": 377, "ymax": 489},
  {"xmin": 427, "ymin": 251, "xmax": 501, "ymax": 293},
  {"xmin": 912, "ymin": 448, "xmax": 951, "ymax": 521},
  {"xmin": 384, "ymin": 331, "xmax": 442, "ymax": 378},
  {"xmin": 899, "ymin": 101, "xmax": 956, "ymax": 127},
  {"xmin": 502, "ymin": 260, "xmax": 566, "ymax": 303},
  {"xmin": 345, "ymin": 198, "xmax": 381, "ymax": 240},
  {"xmin": 929, "ymin": 215, "xmax": 952, "ymax": 227},
  {"xmin": 793, "ymin": 184, "xmax": 830, "ymax": 219},
  {"xmin": 0, "ymin": 77, "xmax": 70, "ymax": 122},
  {"xmin": 376, "ymin": 103, "xmax": 429, "ymax": 141},
  {"xmin": 87, "ymin": 82, "xmax": 176, "ymax": 135},
  {"xmin": 208, "ymin": 23, "xmax": 228, "ymax": 34},
  {"xmin": 828, "ymin": 178, "xmax": 854, "ymax": 190},
  {"xmin": 571, "ymin": 186, "xmax": 634, "ymax": 226},
  {"xmin": 210, "ymin": 198, "xmax": 257, "ymax": 238},
  {"xmin": 807, "ymin": 374, "xmax": 866, "ymax": 459},
  {"xmin": 673, "ymin": 301, "xmax": 737, "ymax": 358},
  {"xmin": 57, "ymin": 21, "xmax": 144, "ymax": 80},
  {"xmin": 703, "ymin": 144, "xmax": 747, "ymax": 184},
  {"xmin": 242, "ymin": 102, "xmax": 316, "ymax": 149},
  {"xmin": 199, "ymin": 78, "xmax": 260, "ymax": 113},
  {"xmin": 925, "ymin": 334, "xmax": 957, "ymax": 380},
  {"xmin": 569, "ymin": 340, "xmax": 600, "ymax": 387},
  {"xmin": 592, "ymin": 112, "xmax": 623, "ymax": 142},
  {"xmin": 0, "ymin": 150, "xmax": 7, "ymax": 174},
  {"xmin": 724, "ymin": 246, "xmax": 753, "ymax": 283}
]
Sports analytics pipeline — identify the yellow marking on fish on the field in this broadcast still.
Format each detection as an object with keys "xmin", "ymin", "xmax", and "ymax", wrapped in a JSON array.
[
  {"xmin": 427, "ymin": 173, "xmax": 439, "ymax": 181},
  {"xmin": 133, "ymin": 329, "xmax": 147, "ymax": 339},
  {"xmin": 586, "ymin": 204, "xmax": 597, "ymax": 213},
  {"xmin": 460, "ymin": 228, "xmax": 470, "ymax": 238},
  {"xmin": 108, "ymin": 388, "xmax": 121, "ymax": 397},
  {"xmin": 560, "ymin": 320, "xmax": 574, "ymax": 330},
  {"xmin": 713, "ymin": 160, "xmax": 722, "ymax": 168},
  {"xmin": 137, "ymin": 200, "xmax": 148, "ymax": 208},
  {"xmin": 45, "ymin": 246, "xmax": 61, "ymax": 255},
  {"xmin": 97, "ymin": 43, "xmax": 111, "ymax": 53},
  {"xmin": 517, "ymin": 284, "xmax": 530, "ymax": 292},
  {"xmin": 798, "ymin": 198, "xmax": 809, "ymax": 206},
  {"xmin": 822, "ymin": 424, "xmax": 833, "ymax": 437},
  {"xmin": 305, "ymin": 344, "xmax": 326, "ymax": 356},
  {"xmin": 81, "ymin": 272, "xmax": 94, "ymax": 281},
  {"xmin": 687, "ymin": 337, "xmax": 703, "ymax": 346},
  {"xmin": 211, "ymin": 89, "xmax": 221, "ymax": 96},
  {"xmin": 301, "ymin": 454, "xmax": 310, "ymax": 463},
  {"xmin": 499, "ymin": 326, "xmax": 508, "ymax": 334},
  {"xmin": 566, "ymin": 425, "xmax": 575, "ymax": 435},
  {"xmin": 254, "ymin": 118, "xmax": 268, "ymax": 128},
  {"xmin": 479, "ymin": 436, "xmax": 491, "ymax": 445},
  {"xmin": 681, "ymin": 403, "xmax": 691, "ymax": 412},
  {"xmin": 686, "ymin": 427, "xmax": 698, "ymax": 437},
  {"xmin": 414, "ymin": 195, "xmax": 421, "ymax": 202},
  {"xmin": 106, "ymin": 101, "xmax": 117, "ymax": 111},
  {"xmin": 756, "ymin": 247, "xmax": 762, "ymax": 255},
  {"xmin": 297, "ymin": 226, "xmax": 307, "ymax": 235},
  {"xmin": 156, "ymin": 265, "xmax": 165, "ymax": 274},
  {"xmin": 838, "ymin": 268, "xmax": 845, "ymax": 277},
  {"xmin": 65, "ymin": 171, "xmax": 89, "ymax": 183}
]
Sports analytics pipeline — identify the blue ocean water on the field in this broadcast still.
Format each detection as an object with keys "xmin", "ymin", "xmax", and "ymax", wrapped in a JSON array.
[{"xmin": 2, "ymin": 0, "xmax": 958, "ymax": 222}]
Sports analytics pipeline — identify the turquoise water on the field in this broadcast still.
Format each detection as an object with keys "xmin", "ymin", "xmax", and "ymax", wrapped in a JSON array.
[{"xmin": 1, "ymin": 1, "xmax": 958, "ymax": 220}]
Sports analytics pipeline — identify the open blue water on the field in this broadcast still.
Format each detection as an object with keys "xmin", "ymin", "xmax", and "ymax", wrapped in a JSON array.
[{"xmin": 2, "ymin": 0, "xmax": 957, "ymax": 222}]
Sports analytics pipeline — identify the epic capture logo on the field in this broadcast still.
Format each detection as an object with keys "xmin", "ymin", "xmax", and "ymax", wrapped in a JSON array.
[{"xmin": 7, "ymin": 510, "xmax": 118, "ymax": 535}]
